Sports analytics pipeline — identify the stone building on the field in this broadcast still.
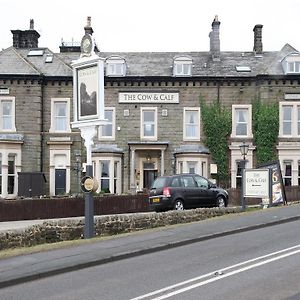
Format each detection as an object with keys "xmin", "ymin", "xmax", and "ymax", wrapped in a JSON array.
[{"xmin": 0, "ymin": 17, "xmax": 299, "ymax": 198}]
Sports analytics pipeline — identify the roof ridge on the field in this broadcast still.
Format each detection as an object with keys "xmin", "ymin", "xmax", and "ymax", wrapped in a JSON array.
[
  {"xmin": 47, "ymin": 48, "xmax": 73, "ymax": 70},
  {"xmin": 12, "ymin": 48, "xmax": 41, "ymax": 74}
]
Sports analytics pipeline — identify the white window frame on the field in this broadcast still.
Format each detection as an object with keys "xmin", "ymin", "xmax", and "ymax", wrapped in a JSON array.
[
  {"xmin": 93, "ymin": 156, "xmax": 122, "ymax": 194},
  {"xmin": 99, "ymin": 107, "xmax": 115, "ymax": 140},
  {"xmin": 0, "ymin": 97, "xmax": 16, "ymax": 132},
  {"xmin": 279, "ymin": 102, "xmax": 300, "ymax": 137},
  {"xmin": 140, "ymin": 107, "xmax": 157, "ymax": 140},
  {"xmin": 285, "ymin": 61, "xmax": 300, "ymax": 74},
  {"xmin": 231, "ymin": 104, "xmax": 253, "ymax": 138},
  {"xmin": 176, "ymin": 156, "xmax": 208, "ymax": 177},
  {"xmin": 183, "ymin": 107, "xmax": 200, "ymax": 141},
  {"xmin": 283, "ymin": 160, "xmax": 292, "ymax": 186},
  {"xmin": 173, "ymin": 56, "xmax": 192, "ymax": 76},
  {"xmin": 0, "ymin": 148, "xmax": 22, "ymax": 198},
  {"xmin": 49, "ymin": 98, "xmax": 71, "ymax": 133},
  {"xmin": 106, "ymin": 56, "xmax": 126, "ymax": 76},
  {"xmin": 7, "ymin": 154, "xmax": 16, "ymax": 195}
]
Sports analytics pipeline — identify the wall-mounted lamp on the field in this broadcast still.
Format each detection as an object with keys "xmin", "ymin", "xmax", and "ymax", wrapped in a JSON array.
[{"xmin": 239, "ymin": 141, "xmax": 249, "ymax": 211}]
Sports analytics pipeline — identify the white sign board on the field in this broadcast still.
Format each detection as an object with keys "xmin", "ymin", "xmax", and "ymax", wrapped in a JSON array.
[
  {"xmin": 71, "ymin": 56, "xmax": 106, "ymax": 129},
  {"xmin": 244, "ymin": 169, "xmax": 270, "ymax": 198},
  {"xmin": 119, "ymin": 92, "xmax": 179, "ymax": 103}
]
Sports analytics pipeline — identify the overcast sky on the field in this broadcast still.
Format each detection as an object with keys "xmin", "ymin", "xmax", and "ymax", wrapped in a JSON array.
[{"xmin": 1, "ymin": 0, "xmax": 300, "ymax": 53}]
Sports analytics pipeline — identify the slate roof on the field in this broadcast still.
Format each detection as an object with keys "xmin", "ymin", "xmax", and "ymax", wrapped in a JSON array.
[
  {"xmin": 0, "ymin": 43, "xmax": 299, "ymax": 78},
  {"xmin": 58, "ymin": 44, "xmax": 300, "ymax": 78},
  {"xmin": 0, "ymin": 47, "xmax": 72, "ymax": 77}
]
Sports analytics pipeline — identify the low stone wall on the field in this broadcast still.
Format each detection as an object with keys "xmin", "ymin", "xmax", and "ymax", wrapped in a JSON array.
[{"xmin": 0, "ymin": 207, "xmax": 240, "ymax": 250}]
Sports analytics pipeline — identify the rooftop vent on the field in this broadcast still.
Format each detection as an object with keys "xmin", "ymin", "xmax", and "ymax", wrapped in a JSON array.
[
  {"xmin": 27, "ymin": 49, "xmax": 44, "ymax": 56},
  {"xmin": 236, "ymin": 66, "xmax": 251, "ymax": 72}
]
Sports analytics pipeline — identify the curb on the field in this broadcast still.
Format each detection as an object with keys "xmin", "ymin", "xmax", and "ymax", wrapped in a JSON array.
[{"xmin": 0, "ymin": 214, "xmax": 299, "ymax": 289}]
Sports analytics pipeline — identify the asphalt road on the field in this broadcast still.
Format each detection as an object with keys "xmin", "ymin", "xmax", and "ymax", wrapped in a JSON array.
[{"xmin": 1, "ymin": 219, "xmax": 299, "ymax": 300}]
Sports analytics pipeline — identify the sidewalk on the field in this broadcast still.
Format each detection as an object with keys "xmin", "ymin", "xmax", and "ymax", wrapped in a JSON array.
[{"xmin": 0, "ymin": 204, "xmax": 299, "ymax": 289}]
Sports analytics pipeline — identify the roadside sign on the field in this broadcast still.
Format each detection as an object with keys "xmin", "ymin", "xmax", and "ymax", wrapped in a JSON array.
[
  {"xmin": 258, "ymin": 161, "xmax": 286, "ymax": 205},
  {"xmin": 244, "ymin": 169, "xmax": 270, "ymax": 198},
  {"xmin": 81, "ymin": 176, "xmax": 99, "ymax": 193}
]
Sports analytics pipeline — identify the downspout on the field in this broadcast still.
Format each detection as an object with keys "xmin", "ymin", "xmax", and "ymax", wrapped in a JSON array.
[{"xmin": 40, "ymin": 75, "xmax": 45, "ymax": 173}]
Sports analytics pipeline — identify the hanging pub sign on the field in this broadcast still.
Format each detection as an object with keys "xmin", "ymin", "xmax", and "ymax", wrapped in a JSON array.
[
  {"xmin": 71, "ymin": 32, "xmax": 105, "ymax": 129},
  {"xmin": 258, "ymin": 161, "xmax": 286, "ymax": 205},
  {"xmin": 77, "ymin": 64, "xmax": 98, "ymax": 120}
]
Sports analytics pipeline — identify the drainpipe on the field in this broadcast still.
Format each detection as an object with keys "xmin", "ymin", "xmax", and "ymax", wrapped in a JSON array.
[{"xmin": 40, "ymin": 75, "xmax": 44, "ymax": 173}]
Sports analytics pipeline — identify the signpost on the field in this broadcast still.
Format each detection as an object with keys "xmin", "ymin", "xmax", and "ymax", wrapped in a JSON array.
[
  {"xmin": 243, "ymin": 161, "xmax": 287, "ymax": 209},
  {"xmin": 244, "ymin": 169, "xmax": 270, "ymax": 198},
  {"xmin": 71, "ymin": 17, "xmax": 106, "ymax": 239},
  {"xmin": 244, "ymin": 169, "xmax": 271, "ymax": 208}
]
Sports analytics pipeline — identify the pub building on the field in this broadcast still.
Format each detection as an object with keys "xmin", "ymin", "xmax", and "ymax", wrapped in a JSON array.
[{"xmin": 0, "ymin": 16, "xmax": 299, "ymax": 198}]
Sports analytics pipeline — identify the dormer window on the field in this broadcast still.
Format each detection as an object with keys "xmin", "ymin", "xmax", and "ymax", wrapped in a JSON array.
[
  {"xmin": 106, "ymin": 56, "xmax": 126, "ymax": 76},
  {"xmin": 281, "ymin": 53, "xmax": 300, "ymax": 74},
  {"xmin": 173, "ymin": 56, "xmax": 192, "ymax": 76}
]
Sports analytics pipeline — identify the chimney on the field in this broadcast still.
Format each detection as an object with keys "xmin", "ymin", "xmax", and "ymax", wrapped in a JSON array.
[
  {"xmin": 209, "ymin": 15, "xmax": 221, "ymax": 61},
  {"xmin": 11, "ymin": 19, "xmax": 40, "ymax": 49},
  {"xmin": 30, "ymin": 19, "xmax": 34, "ymax": 30},
  {"xmin": 253, "ymin": 24, "xmax": 263, "ymax": 55},
  {"xmin": 84, "ymin": 16, "xmax": 93, "ymax": 35}
]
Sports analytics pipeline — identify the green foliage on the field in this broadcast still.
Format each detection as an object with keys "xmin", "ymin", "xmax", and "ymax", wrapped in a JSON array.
[
  {"xmin": 252, "ymin": 99, "xmax": 279, "ymax": 165},
  {"xmin": 200, "ymin": 100, "xmax": 232, "ymax": 180}
]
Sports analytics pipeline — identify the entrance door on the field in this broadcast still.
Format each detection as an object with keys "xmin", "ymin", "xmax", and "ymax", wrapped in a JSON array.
[
  {"xmin": 143, "ymin": 170, "xmax": 158, "ymax": 190},
  {"xmin": 55, "ymin": 169, "xmax": 66, "ymax": 195}
]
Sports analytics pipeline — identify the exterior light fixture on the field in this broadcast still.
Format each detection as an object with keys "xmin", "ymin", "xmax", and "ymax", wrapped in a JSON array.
[{"xmin": 239, "ymin": 141, "xmax": 249, "ymax": 211}]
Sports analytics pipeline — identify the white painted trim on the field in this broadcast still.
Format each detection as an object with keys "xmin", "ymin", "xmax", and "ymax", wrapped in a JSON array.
[
  {"xmin": 49, "ymin": 98, "xmax": 71, "ymax": 133},
  {"xmin": 140, "ymin": 107, "xmax": 157, "ymax": 141},
  {"xmin": 0, "ymin": 96, "xmax": 16, "ymax": 132},
  {"xmin": 183, "ymin": 107, "xmax": 200, "ymax": 141},
  {"xmin": 231, "ymin": 104, "xmax": 253, "ymax": 138},
  {"xmin": 98, "ymin": 107, "xmax": 115, "ymax": 140}
]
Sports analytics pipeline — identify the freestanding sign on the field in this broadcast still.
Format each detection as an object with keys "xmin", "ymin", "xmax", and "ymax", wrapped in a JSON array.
[
  {"xmin": 258, "ymin": 161, "xmax": 286, "ymax": 206},
  {"xmin": 244, "ymin": 169, "xmax": 270, "ymax": 198},
  {"xmin": 71, "ymin": 18, "xmax": 107, "ymax": 239}
]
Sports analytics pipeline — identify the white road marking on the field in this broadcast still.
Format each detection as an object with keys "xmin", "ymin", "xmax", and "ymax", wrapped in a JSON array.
[{"xmin": 130, "ymin": 244, "xmax": 300, "ymax": 300}]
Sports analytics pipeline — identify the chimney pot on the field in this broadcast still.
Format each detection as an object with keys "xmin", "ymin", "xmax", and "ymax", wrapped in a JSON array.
[
  {"xmin": 11, "ymin": 19, "xmax": 40, "ymax": 48},
  {"xmin": 209, "ymin": 16, "xmax": 221, "ymax": 61},
  {"xmin": 253, "ymin": 24, "xmax": 263, "ymax": 55},
  {"xmin": 84, "ymin": 16, "xmax": 93, "ymax": 35}
]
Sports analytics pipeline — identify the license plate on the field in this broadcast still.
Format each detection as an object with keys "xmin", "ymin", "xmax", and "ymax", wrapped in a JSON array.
[{"xmin": 152, "ymin": 198, "xmax": 160, "ymax": 203}]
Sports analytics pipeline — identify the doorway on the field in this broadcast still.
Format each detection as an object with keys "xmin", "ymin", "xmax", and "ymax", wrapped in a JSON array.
[
  {"xmin": 55, "ymin": 169, "xmax": 66, "ymax": 195},
  {"xmin": 143, "ymin": 170, "xmax": 158, "ymax": 190}
]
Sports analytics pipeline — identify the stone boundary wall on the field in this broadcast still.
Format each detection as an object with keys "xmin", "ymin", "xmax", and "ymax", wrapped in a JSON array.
[{"xmin": 0, "ymin": 207, "xmax": 240, "ymax": 250}]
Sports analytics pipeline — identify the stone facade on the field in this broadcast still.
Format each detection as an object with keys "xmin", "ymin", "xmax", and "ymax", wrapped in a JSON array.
[{"xmin": 0, "ymin": 17, "xmax": 300, "ymax": 198}]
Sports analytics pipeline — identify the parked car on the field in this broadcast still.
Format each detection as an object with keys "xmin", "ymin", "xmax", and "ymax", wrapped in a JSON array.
[{"xmin": 149, "ymin": 174, "xmax": 228, "ymax": 212}]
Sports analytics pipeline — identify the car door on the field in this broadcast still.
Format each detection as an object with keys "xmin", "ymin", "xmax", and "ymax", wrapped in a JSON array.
[
  {"xmin": 193, "ymin": 175, "xmax": 214, "ymax": 206},
  {"xmin": 181, "ymin": 175, "xmax": 200, "ymax": 207}
]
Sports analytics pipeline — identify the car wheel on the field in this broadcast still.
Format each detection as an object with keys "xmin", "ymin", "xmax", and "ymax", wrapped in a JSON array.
[
  {"xmin": 217, "ymin": 196, "xmax": 226, "ymax": 208},
  {"xmin": 173, "ymin": 199, "xmax": 184, "ymax": 211}
]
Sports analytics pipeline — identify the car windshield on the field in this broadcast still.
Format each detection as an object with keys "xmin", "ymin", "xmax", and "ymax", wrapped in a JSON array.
[{"xmin": 151, "ymin": 177, "xmax": 167, "ymax": 189}]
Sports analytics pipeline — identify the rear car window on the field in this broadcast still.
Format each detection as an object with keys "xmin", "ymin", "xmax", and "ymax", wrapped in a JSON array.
[
  {"xmin": 151, "ymin": 177, "xmax": 167, "ymax": 189},
  {"xmin": 182, "ymin": 176, "xmax": 196, "ymax": 187},
  {"xmin": 170, "ymin": 177, "xmax": 181, "ymax": 187}
]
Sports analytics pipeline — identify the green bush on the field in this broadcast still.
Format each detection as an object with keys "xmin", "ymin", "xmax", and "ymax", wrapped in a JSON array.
[
  {"xmin": 200, "ymin": 100, "xmax": 232, "ymax": 181},
  {"xmin": 252, "ymin": 99, "xmax": 279, "ymax": 164}
]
